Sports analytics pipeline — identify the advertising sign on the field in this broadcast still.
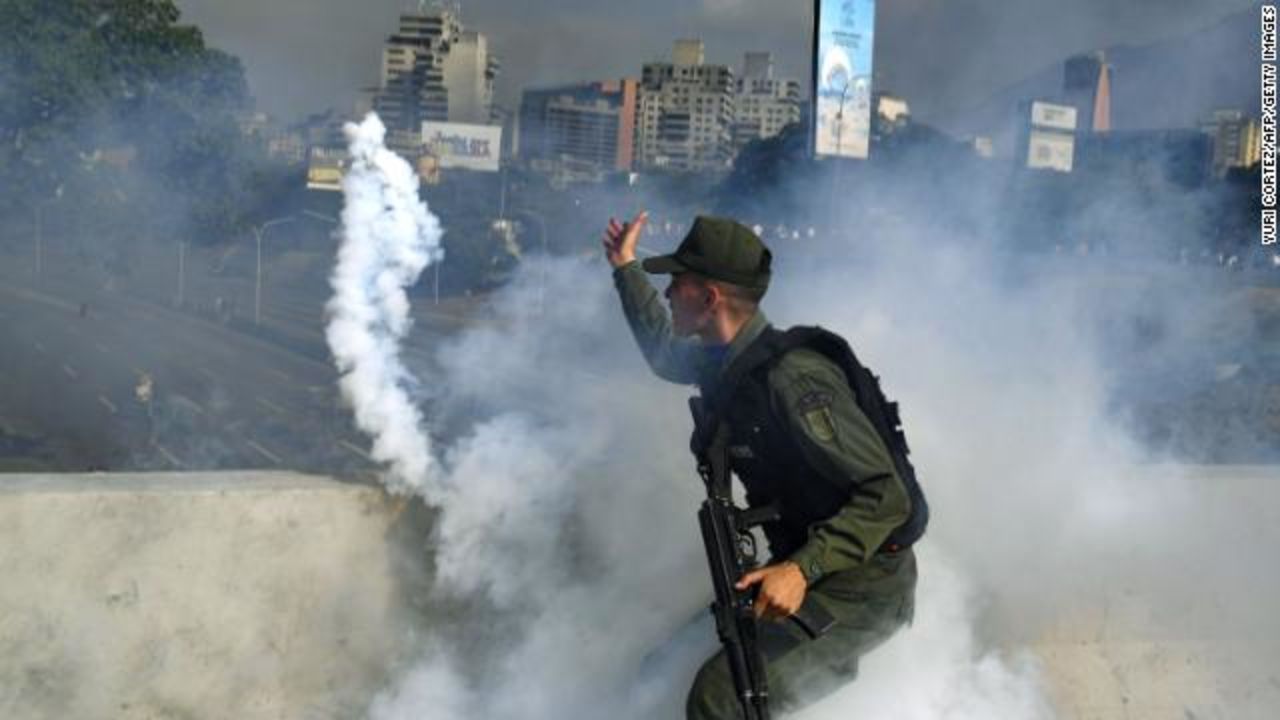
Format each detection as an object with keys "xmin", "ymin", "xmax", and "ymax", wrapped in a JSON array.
[
  {"xmin": 305, "ymin": 146, "xmax": 346, "ymax": 192},
  {"xmin": 813, "ymin": 0, "xmax": 876, "ymax": 159},
  {"xmin": 421, "ymin": 122, "xmax": 503, "ymax": 172},
  {"xmin": 1030, "ymin": 101, "xmax": 1079, "ymax": 132},
  {"xmin": 1027, "ymin": 130, "xmax": 1075, "ymax": 173}
]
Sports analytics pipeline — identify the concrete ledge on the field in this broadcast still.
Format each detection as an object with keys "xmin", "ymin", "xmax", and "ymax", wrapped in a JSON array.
[
  {"xmin": 1025, "ymin": 464, "xmax": 1280, "ymax": 720},
  {"xmin": 1, "ymin": 466, "xmax": 1276, "ymax": 718},
  {"xmin": 0, "ymin": 471, "xmax": 415, "ymax": 720}
]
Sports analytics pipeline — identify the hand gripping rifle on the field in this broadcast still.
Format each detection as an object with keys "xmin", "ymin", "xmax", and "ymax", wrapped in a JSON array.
[
  {"xmin": 689, "ymin": 395, "xmax": 838, "ymax": 719},
  {"xmin": 689, "ymin": 395, "xmax": 778, "ymax": 720}
]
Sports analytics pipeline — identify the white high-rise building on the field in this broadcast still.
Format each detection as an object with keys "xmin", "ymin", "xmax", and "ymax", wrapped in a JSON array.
[
  {"xmin": 636, "ymin": 40, "xmax": 736, "ymax": 173},
  {"xmin": 443, "ymin": 30, "xmax": 497, "ymax": 123},
  {"xmin": 372, "ymin": 5, "xmax": 499, "ymax": 139},
  {"xmin": 732, "ymin": 52, "xmax": 801, "ymax": 150}
]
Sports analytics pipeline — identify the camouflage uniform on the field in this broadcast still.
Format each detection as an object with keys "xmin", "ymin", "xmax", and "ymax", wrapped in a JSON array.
[{"xmin": 612, "ymin": 217, "xmax": 921, "ymax": 719}]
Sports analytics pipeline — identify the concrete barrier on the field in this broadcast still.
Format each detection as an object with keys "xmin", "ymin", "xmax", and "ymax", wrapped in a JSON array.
[
  {"xmin": 0, "ymin": 472, "xmax": 419, "ymax": 720},
  {"xmin": 1, "ymin": 466, "xmax": 1276, "ymax": 718},
  {"xmin": 1023, "ymin": 465, "xmax": 1280, "ymax": 720}
]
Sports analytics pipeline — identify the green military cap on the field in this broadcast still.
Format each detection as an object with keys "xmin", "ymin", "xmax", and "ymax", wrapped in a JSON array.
[{"xmin": 642, "ymin": 216, "xmax": 772, "ymax": 291}]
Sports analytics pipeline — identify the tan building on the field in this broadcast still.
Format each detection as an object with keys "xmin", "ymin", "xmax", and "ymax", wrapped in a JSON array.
[
  {"xmin": 519, "ymin": 79, "xmax": 638, "ymax": 183},
  {"xmin": 1200, "ymin": 109, "xmax": 1261, "ymax": 178},
  {"xmin": 732, "ymin": 52, "xmax": 801, "ymax": 151},
  {"xmin": 636, "ymin": 40, "xmax": 736, "ymax": 173}
]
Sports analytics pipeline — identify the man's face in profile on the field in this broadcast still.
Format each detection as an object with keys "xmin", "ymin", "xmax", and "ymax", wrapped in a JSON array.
[{"xmin": 664, "ymin": 272, "xmax": 712, "ymax": 338}]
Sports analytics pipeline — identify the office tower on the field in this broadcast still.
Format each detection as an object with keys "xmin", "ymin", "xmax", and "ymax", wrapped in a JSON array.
[
  {"xmin": 732, "ymin": 52, "xmax": 802, "ymax": 150},
  {"xmin": 635, "ymin": 40, "xmax": 736, "ymax": 173},
  {"xmin": 519, "ymin": 80, "xmax": 639, "ymax": 181},
  {"xmin": 372, "ymin": 5, "xmax": 500, "ymax": 136}
]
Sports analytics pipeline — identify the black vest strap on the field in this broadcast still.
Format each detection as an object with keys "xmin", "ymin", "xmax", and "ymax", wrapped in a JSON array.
[
  {"xmin": 691, "ymin": 324, "xmax": 929, "ymax": 550},
  {"xmin": 690, "ymin": 327, "xmax": 797, "ymax": 459}
]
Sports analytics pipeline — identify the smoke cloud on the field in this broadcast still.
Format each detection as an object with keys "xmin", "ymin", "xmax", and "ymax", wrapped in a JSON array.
[
  {"xmin": 327, "ymin": 112, "xmax": 442, "ymax": 495},
  {"xmin": 342, "ymin": 237, "xmax": 1077, "ymax": 718},
  {"xmin": 329, "ymin": 107, "xmax": 1276, "ymax": 717}
]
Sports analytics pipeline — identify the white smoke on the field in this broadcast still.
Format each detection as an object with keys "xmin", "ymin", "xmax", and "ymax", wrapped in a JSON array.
[
  {"xmin": 326, "ymin": 117, "xmax": 701, "ymax": 717},
  {"xmin": 795, "ymin": 549, "xmax": 1054, "ymax": 720},
  {"xmin": 324, "ymin": 123, "xmax": 1059, "ymax": 715},
  {"xmin": 361, "ymin": 259, "xmax": 714, "ymax": 720},
  {"xmin": 331, "ymin": 245, "xmax": 1073, "ymax": 719},
  {"xmin": 325, "ymin": 117, "xmax": 1271, "ymax": 719},
  {"xmin": 327, "ymin": 112, "xmax": 442, "ymax": 496}
]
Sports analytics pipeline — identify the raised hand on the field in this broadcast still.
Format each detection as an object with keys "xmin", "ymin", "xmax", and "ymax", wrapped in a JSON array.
[{"xmin": 603, "ymin": 211, "xmax": 648, "ymax": 269}]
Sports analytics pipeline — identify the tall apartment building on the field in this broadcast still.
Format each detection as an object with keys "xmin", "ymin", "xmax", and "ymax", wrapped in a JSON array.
[
  {"xmin": 1063, "ymin": 51, "xmax": 1112, "ymax": 133},
  {"xmin": 372, "ymin": 5, "xmax": 500, "ymax": 139},
  {"xmin": 518, "ymin": 80, "xmax": 638, "ymax": 181},
  {"xmin": 731, "ymin": 52, "xmax": 801, "ymax": 150},
  {"xmin": 1200, "ymin": 109, "xmax": 1261, "ymax": 178},
  {"xmin": 636, "ymin": 40, "xmax": 736, "ymax": 173}
]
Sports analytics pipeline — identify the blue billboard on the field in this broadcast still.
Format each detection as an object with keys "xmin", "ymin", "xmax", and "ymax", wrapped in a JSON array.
[{"xmin": 813, "ymin": 0, "xmax": 876, "ymax": 158}]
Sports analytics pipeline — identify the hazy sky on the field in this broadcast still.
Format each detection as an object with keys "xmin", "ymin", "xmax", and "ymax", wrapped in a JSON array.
[{"xmin": 174, "ymin": 0, "xmax": 1258, "ymax": 130}]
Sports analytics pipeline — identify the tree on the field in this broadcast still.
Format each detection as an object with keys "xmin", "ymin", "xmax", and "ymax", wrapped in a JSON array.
[
  {"xmin": 713, "ymin": 123, "xmax": 817, "ymax": 221},
  {"xmin": 0, "ymin": 0, "xmax": 257, "ymax": 243}
]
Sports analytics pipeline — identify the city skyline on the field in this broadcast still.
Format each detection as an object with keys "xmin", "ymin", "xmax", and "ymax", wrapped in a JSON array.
[{"xmin": 175, "ymin": 0, "xmax": 1258, "ymax": 133}]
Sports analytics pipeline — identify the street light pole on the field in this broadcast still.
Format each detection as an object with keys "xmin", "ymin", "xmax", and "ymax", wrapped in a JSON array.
[
  {"xmin": 253, "ymin": 216, "xmax": 294, "ymax": 326},
  {"xmin": 508, "ymin": 208, "xmax": 548, "ymax": 314},
  {"xmin": 34, "ymin": 203, "xmax": 42, "ymax": 280},
  {"xmin": 254, "ymin": 228, "xmax": 262, "ymax": 324},
  {"xmin": 498, "ymin": 166, "xmax": 508, "ymax": 220},
  {"xmin": 301, "ymin": 209, "xmax": 338, "ymax": 226},
  {"xmin": 177, "ymin": 240, "xmax": 186, "ymax": 307},
  {"xmin": 835, "ymin": 81, "xmax": 850, "ymax": 156},
  {"xmin": 34, "ymin": 185, "xmax": 64, "ymax": 283}
]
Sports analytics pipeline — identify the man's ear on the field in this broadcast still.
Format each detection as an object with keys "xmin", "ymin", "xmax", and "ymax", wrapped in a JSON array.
[{"xmin": 704, "ymin": 283, "xmax": 721, "ymax": 308}]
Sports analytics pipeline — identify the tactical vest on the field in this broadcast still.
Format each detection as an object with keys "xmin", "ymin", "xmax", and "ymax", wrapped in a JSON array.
[{"xmin": 701, "ymin": 325, "xmax": 929, "ymax": 561}]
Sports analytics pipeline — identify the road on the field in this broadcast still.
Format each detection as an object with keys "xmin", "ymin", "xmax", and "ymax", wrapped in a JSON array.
[{"xmin": 0, "ymin": 238, "xmax": 481, "ymax": 474}]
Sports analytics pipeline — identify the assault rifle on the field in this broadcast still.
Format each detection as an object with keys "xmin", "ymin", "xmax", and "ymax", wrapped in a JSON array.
[
  {"xmin": 688, "ymin": 397, "xmax": 835, "ymax": 720},
  {"xmin": 690, "ymin": 395, "xmax": 775, "ymax": 720}
]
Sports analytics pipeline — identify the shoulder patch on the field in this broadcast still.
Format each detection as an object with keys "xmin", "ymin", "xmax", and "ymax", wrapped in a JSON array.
[
  {"xmin": 802, "ymin": 406, "xmax": 837, "ymax": 442},
  {"xmin": 795, "ymin": 389, "xmax": 837, "ymax": 442}
]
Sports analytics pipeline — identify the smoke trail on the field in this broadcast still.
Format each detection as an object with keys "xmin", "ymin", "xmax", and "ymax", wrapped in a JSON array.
[
  {"xmin": 316, "ymin": 117, "xmax": 1063, "ymax": 714},
  {"xmin": 326, "ymin": 112, "xmax": 443, "ymax": 495},
  {"xmin": 323, "ymin": 116, "xmax": 1272, "ymax": 720},
  {"xmin": 347, "ymin": 243, "xmax": 1078, "ymax": 720},
  {"xmin": 364, "ymin": 259, "xmax": 716, "ymax": 720}
]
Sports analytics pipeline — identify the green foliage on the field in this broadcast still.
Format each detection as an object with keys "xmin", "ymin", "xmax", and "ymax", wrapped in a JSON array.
[
  {"xmin": 720, "ymin": 123, "xmax": 812, "ymax": 202},
  {"xmin": 0, "ymin": 0, "xmax": 260, "ymax": 244},
  {"xmin": 421, "ymin": 171, "xmax": 521, "ymax": 292}
]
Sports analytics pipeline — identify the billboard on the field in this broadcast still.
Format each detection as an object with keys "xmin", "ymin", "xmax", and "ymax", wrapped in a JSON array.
[
  {"xmin": 1027, "ymin": 130, "xmax": 1075, "ymax": 173},
  {"xmin": 306, "ymin": 146, "xmax": 347, "ymax": 192},
  {"xmin": 421, "ymin": 122, "xmax": 503, "ymax": 172},
  {"xmin": 813, "ymin": 0, "xmax": 876, "ymax": 159},
  {"xmin": 1030, "ymin": 101, "xmax": 1078, "ymax": 132}
]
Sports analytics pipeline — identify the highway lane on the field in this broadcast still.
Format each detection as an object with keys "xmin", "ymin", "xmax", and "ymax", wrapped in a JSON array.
[
  {"xmin": 0, "ymin": 239, "xmax": 486, "ymax": 475},
  {"xmin": 0, "ymin": 274, "xmax": 376, "ymax": 475}
]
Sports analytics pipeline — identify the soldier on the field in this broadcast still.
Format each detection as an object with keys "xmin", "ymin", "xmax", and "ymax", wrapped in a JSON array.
[{"xmin": 604, "ymin": 212, "xmax": 928, "ymax": 719}]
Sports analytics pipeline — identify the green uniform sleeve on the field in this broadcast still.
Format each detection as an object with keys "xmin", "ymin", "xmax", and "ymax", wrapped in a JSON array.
[
  {"xmin": 771, "ymin": 349, "xmax": 912, "ymax": 583},
  {"xmin": 611, "ymin": 260, "xmax": 704, "ymax": 384}
]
